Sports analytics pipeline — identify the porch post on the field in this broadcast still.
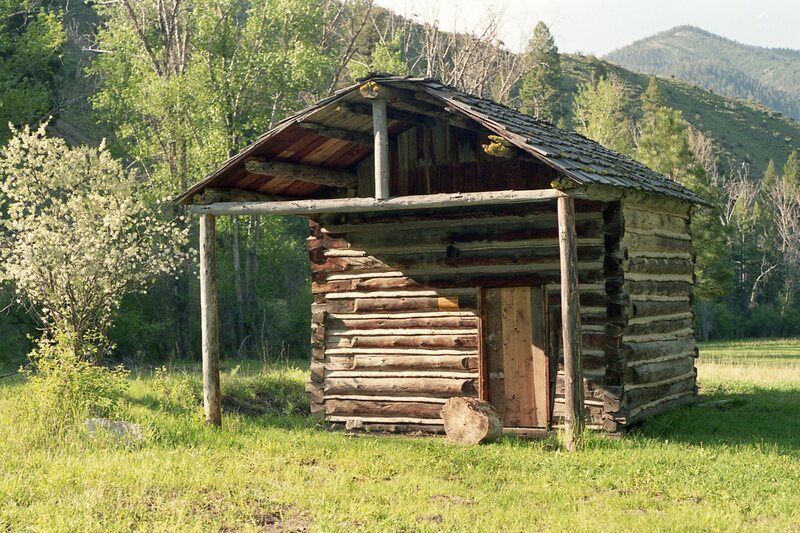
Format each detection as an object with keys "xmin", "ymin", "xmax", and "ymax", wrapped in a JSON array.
[
  {"xmin": 557, "ymin": 194, "xmax": 585, "ymax": 451},
  {"xmin": 371, "ymin": 96, "xmax": 390, "ymax": 199},
  {"xmin": 200, "ymin": 213, "xmax": 222, "ymax": 427}
]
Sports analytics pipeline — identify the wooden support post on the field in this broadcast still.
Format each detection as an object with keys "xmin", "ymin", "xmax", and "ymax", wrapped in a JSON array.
[
  {"xmin": 200, "ymin": 214, "xmax": 222, "ymax": 427},
  {"xmin": 557, "ymin": 194, "xmax": 584, "ymax": 451},
  {"xmin": 372, "ymin": 97, "xmax": 390, "ymax": 200}
]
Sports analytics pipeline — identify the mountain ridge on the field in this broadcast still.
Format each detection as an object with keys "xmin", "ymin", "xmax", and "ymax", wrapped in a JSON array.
[{"xmin": 604, "ymin": 25, "xmax": 800, "ymax": 121}]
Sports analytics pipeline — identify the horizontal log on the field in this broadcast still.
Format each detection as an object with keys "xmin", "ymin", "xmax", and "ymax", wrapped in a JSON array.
[
  {"xmin": 305, "ymin": 381, "xmax": 324, "ymax": 404},
  {"xmin": 624, "ymin": 328, "xmax": 695, "ymax": 343},
  {"xmin": 324, "ymin": 238, "xmax": 604, "ymax": 257},
  {"xmin": 325, "ymin": 348, "xmax": 477, "ymax": 356},
  {"xmin": 628, "ymin": 305, "xmax": 694, "ymax": 325},
  {"xmin": 194, "ymin": 187, "xmax": 285, "ymax": 204},
  {"xmin": 630, "ymin": 298, "xmax": 692, "ymax": 318},
  {"xmin": 190, "ymin": 189, "xmax": 564, "ymax": 216},
  {"xmin": 625, "ymin": 318, "xmax": 694, "ymax": 337},
  {"xmin": 324, "ymin": 377, "xmax": 477, "ymax": 397},
  {"xmin": 625, "ymin": 257, "xmax": 694, "ymax": 276},
  {"xmin": 626, "ymin": 280, "xmax": 693, "ymax": 297},
  {"xmin": 351, "ymin": 354, "xmax": 478, "ymax": 371},
  {"xmin": 329, "ymin": 422, "xmax": 446, "ymax": 435},
  {"xmin": 624, "ymin": 226, "xmax": 691, "ymax": 241},
  {"xmin": 329, "ymin": 334, "xmax": 477, "ymax": 349},
  {"xmin": 627, "ymin": 356, "xmax": 695, "ymax": 385},
  {"xmin": 326, "ymin": 315, "xmax": 479, "ymax": 330},
  {"xmin": 622, "ymin": 232, "xmax": 693, "ymax": 254},
  {"xmin": 625, "ymin": 335, "xmax": 696, "ymax": 364},
  {"xmin": 623, "ymin": 206, "xmax": 689, "ymax": 231},
  {"xmin": 322, "ymin": 210, "xmax": 603, "ymax": 234},
  {"xmin": 244, "ymin": 159, "xmax": 358, "ymax": 188},
  {"xmin": 627, "ymin": 390, "xmax": 697, "ymax": 425},
  {"xmin": 326, "ymin": 399, "xmax": 443, "ymax": 419},
  {"xmin": 623, "ymin": 373, "xmax": 696, "ymax": 410}
]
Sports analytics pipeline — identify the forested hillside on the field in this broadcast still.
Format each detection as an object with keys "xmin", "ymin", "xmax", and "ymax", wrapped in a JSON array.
[
  {"xmin": 562, "ymin": 54, "xmax": 800, "ymax": 178},
  {"xmin": 605, "ymin": 25, "xmax": 800, "ymax": 121},
  {"xmin": 1, "ymin": 1, "xmax": 799, "ymax": 372}
]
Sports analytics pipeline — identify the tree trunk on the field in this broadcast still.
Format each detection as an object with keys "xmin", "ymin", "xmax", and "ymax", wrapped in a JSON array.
[{"xmin": 440, "ymin": 397, "xmax": 502, "ymax": 444}]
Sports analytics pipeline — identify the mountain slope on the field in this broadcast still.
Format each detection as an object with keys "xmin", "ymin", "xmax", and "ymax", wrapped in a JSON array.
[
  {"xmin": 561, "ymin": 54, "xmax": 800, "ymax": 177},
  {"xmin": 605, "ymin": 26, "xmax": 800, "ymax": 121}
]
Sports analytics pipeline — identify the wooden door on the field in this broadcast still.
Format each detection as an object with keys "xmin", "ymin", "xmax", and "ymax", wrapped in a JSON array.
[{"xmin": 481, "ymin": 286, "xmax": 550, "ymax": 428}]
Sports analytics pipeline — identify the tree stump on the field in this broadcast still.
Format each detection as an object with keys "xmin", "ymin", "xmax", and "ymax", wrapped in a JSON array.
[{"xmin": 440, "ymin": 397, "xmax": 503, "ymax": 444}]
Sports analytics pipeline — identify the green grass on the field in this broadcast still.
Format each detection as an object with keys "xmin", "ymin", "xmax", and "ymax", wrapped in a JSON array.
[{"xmin": 2, "ymin": 343, "xmax": 800, "ymax": 532}]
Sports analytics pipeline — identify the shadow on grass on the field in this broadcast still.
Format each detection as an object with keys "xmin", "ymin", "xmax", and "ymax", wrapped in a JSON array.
[{"xmin": 636, "ymin": 387, "xmax": 800, "ymax": 452}]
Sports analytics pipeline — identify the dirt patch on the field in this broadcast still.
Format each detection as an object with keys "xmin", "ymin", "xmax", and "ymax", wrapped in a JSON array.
[
  {"xmin": 253, "ymin": 507, "xmax": 312, "ymax": 532},
  {"xmin": 417, "ymin": 514, "xmax": 443, "ymax": 524}
]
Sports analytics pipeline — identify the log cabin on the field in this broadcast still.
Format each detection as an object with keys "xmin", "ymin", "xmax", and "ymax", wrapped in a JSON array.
[{"xmin": 176, "ymin": 75, "xmax": 706, "ymax": 441}]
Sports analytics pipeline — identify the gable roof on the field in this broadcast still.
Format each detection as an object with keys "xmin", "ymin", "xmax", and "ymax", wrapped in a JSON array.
[{"xmin": 176, "ymin": 76, "xmax": 706, "ymax": 205}]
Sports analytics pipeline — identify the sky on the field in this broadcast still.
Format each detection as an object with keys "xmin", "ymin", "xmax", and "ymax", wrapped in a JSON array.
[{"xmin": 373, "ymin": 0, "xmax": 800, "ymax": 55}]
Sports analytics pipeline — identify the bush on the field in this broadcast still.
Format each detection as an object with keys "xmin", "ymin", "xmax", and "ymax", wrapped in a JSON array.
[{"xmin": 17, "ymin": 331, "xmax": 129, "ymax": 445}]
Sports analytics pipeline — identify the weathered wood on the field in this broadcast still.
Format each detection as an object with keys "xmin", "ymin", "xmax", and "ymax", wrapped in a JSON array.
[
  {"xmin": 189, "ymin": 189, "xmax": 562, "ymax": 216},
  {"xmin": 339, "ymin": 101, "xmax": 435, "ymax": 127},
  {"xmin": 628, "ymin": 356, "xmax": 696, "ymax": 385},
  {"xmin": 337, "ymin": 334, "xmax": 477, "ymax": 349},
  {"xmin": 557, "ymin": 194, "xmax": 584, "ymax": 451},
  {"xmin": 327, "ymin": 315, "xmax": 478, "ymax": 330},
  {"xmin": 631, "ymin": 299, "xmax": 692, "ymax": 318},
  {"xmin": 324, "ymin": 377, "xmax": 477, "ymax": 397},
  {"xmin": 370, "ymin": 97, "xmax": 390, "ymax": 199},
  {"xmin": 625, "ymin": 335, "xmax": 696, "ymax": 364},
  {"xmin": 305, "ymin": 381, "xmax": 324, "ymax": 404},
  {"xmin": 326, "ymin": 399, "xmax": 443, "ymax": 419},
  {"xmin": 350, "ymin": 354, "xmax": 478, "ymax": 371},
  {"xmin": 331, "ymin": 422, "xmax": 446, "ymax": 435},
  {"xmin": 626, "ymin": 280, "xmax": 693, "ymax": 297},
  {"xmin": 195, "ymin": 187, "xmax": 285, "ymax": 204},
  {"xmin": 244, "ymin": 159, "xmax": 357, "ymax": 188},
  {"xmin": 295, "ymin": 122, "xmax": 373, "ymax": 145},
  {"xmin": 624, "ymin": 373, "xmax": 697, "ymax": 409},
  {"xmin": 627, "ymin": 391, "xmax": 697, "ymax": 425},
  {"xmin": 626, "ymin": 257, "xmax": 694, "ymax": 276},
  {"xmin": 440, "ymin": 397, "xmax": 503, "ymax": 444},
  {"xmin": 199, "ymin": 214, "xmax": 222, "ymax": 427}
]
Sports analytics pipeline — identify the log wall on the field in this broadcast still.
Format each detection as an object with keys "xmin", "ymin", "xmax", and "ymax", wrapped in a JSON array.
[
  {"xmin": 306, "ymin": 201, "xmax": 610, "ymax": 433},
  {"xmin": 603, "ymin": 198, "xmax": 699, "ymax": 432}
]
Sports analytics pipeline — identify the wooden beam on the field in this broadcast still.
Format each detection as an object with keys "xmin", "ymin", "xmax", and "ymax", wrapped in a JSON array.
[
  {"xmin": 189, "ymin": 188, "xmax": 563, "ymax": 216},
  {"xmin": 200, "ymin": 214, "xmax": 222, "ymax": 427},
  {"xmin": 244, "ymin": 159, "xmax": 357, "ymax": 189},
  {"xmin": 295, "ymin": 122, "xmax": 373, "ymax": 146},
  {"xmin": 193, "ymin": 187, "xmax": 285, "ymax": 204},
  {"xmin": 557, "ymin": 194, "xmax": 585, "ymax": 451},
  {"xmin": 371, "ymin": 98, "xmax": 390, "ymax": 199},
  {"xmin": 338, "ymin": 102, "xmax": 435, "ymax": 127}
]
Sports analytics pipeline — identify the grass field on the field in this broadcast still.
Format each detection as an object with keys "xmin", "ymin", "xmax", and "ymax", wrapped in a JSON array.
[{"xmin": 2, "ymin": 339, "xmax": 800, "ymax": 532}]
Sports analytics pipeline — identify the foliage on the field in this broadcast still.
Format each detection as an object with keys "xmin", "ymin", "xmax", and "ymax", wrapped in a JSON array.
[
  {"xmin": 0, "ymin": 125, "xmax": 190, "ymax": 359},
  {"xmin": 0, "ymin": 0, "xmax": 65, "ymax": 142},
  {"xmin": 573, "ymin": 73, "xmax": 634, "ymax": 155},
  {"xmin": 3, "ymin": 347, "xmax": 800, "ymax": 530},
  {"xmin": 519, "ymin": 21, "xmax": 562, "ymax": 123},
  {"xmin": 15, "ymin": 330, "xmax": 129, "ymax": 445}
]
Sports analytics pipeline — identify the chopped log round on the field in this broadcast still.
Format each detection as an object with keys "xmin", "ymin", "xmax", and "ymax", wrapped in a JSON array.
[{"xmin": 440, "ymin": 397, "xmax": 502, "ymax": 445}]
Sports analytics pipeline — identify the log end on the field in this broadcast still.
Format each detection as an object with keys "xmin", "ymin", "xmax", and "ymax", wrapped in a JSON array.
[{"xmin": 440, "ymin": 397, "xmax": 503, "ymax": 445}]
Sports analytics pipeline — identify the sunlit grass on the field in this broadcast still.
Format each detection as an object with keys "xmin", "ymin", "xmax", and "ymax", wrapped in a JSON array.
[{"xmin": 1, "ymin": 341, "xmax": 800, "ymax": 531}]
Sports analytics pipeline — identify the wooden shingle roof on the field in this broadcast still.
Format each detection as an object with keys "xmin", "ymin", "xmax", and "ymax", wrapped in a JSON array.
[{"xmin": 177, "ymin": 76, "xmax": 705, "ymax": 205}]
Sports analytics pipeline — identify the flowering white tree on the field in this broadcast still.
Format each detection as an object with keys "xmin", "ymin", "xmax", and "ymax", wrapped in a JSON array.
[{"xmin": 0, "ymin": 125, "xmax": 191, "ymax": 360}]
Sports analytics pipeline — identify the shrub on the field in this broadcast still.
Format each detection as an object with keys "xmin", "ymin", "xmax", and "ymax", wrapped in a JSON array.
[{"xmin": 17, "ymin": 330, "xmax": 129, "ymax": 445}]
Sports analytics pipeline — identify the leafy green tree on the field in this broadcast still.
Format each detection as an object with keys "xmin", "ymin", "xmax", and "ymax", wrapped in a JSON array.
[
  {"xmin": 519, "ymin": 21, "xmax": 561, "ymax": 122},
  {"xmin": 0, "ymin": 0, "xmax": 65, "ymax": 141},
  {"xmin": 572, "ymin": 74, "xmax": 634, "ymax": 155},
  {"xmin": 350, "ymin": 30, "xmax": 409, "ymax": 80},
  {"xmin": 0, "ymin": 125, "xmax": 189, "ymax": 360},
  {"xmin": 636, "ymin": 78, "xmax": 694, "ymax": 180},
  {"xmin": 782, "ymin": 149, "xmax": 799, "ymax": 187}
]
